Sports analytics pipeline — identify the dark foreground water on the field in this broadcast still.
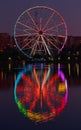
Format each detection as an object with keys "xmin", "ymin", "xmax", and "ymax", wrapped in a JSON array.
[{"xmin": 0, "ymin": 62, "xmax": 81, "ymax": 129}]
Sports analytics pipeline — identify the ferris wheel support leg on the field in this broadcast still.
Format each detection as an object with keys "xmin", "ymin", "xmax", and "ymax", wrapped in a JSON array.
[{"xmin": 41, "ymin": 35, "xmax": 51, "ymax": 56}]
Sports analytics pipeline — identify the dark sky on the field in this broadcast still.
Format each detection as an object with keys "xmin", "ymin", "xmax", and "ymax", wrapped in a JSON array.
[{"xmin": 0, "ymin": 0, "xmax": 81, "ymax": 36}]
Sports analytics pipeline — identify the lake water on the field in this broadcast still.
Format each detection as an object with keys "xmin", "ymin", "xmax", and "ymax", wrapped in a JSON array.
[{"xmin": 0, "ymin": 62, "xmax": 81, "ymax": 129}]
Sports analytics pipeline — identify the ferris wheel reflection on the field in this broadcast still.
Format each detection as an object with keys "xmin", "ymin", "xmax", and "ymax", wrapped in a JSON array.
[{"xmin": 14, "ymin": 64, "xmax": 68, "ymax": 123}]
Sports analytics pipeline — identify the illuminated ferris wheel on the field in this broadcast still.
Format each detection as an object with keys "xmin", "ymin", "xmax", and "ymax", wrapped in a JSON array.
[{"xmin": 14, "ymin": 6, "xmax": 67, "ymax": 58}]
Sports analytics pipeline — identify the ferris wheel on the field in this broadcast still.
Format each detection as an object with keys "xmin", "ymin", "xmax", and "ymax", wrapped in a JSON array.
[{"xmin": 14, "ymin": 6, "xmax": 67, "ymax": 58}]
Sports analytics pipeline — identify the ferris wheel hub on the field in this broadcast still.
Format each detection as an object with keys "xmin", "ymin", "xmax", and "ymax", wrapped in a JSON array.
[{"xmin": 39, "ymin": 30, "xmax": 43, "ymax": 35}]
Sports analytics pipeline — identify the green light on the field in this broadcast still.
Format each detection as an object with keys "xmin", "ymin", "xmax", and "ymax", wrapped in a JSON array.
[{"xmin": 18, "ymin": 101, "xmax": 27, "ymax": 117}]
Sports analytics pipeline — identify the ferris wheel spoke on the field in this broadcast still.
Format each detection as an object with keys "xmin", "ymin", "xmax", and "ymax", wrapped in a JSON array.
[
  {"xmin": 40, "ymin": 41, "xmax": 47, "ymax": 55},
  {"xmin": 44, "ymin": 22, "xmax": 64, "ymax": 32},
  {"xmin": 22, "ymin": 35, "xmax": 38, "ymax": 49},
  {"xmin": 43, "ymin": 35, "xmax": 60, "ymax": 50},
  {"xmin": 58, "ymin": 35, "xmax": 66, "ymax": 38},
  {"xmin": 44, "ymin": 33, "xmax": 65, "ymax": 38},
  {"xmin": 18, "ymin": 37, "xmax": 29, "ymax": 45},
  {"xmin": 46, "ymin": 36, "xmax": 60, "ymax": 50},
  {"xmin": 17, "ymin": 27, "xmax": 38, "ymax": 33},
  {"xmin": 41, "ymin": 35, "xmax": 51, "ymax": 56},
  {"xmin": 52, "ymin": 36, "xmax": 63, "ymax": 45},
  {"xmin": 43, "ymin": 43, "xmax": 47, "ymax": 54},
  {"xmin": 17, "ymin": 21, "xmax": 37, "ymax": 32},
  {"xmin": 16, "ymin": 28, "xmax": 37, "ymax": 36},
  {"xmin": 32, "ymin": 36, "xmax": 40, "ymax": 55},
  {"xmin": 16, "ymin": 32, "xmax": 38, "ymax": 37},
  {"xmin": 43, "ymin": 12, "xmax": 55, "ymax": 31},
  {"xmin": 45, "ymin": 33, "xmax": 62, "ymax": 45},
  {"xmin": 29, "ymin": 36, "xmax": 40, "ymax": 56},
  {"xmin": 39, "ymin": 18, "xmax": 42, "ymax": 30},
  {"xmin": 44, "ymin": 33, "xmax": 65, "ymax": 45},
  {"xmin": 43, "ymin": 33, "xmax": 56, "ymax": 37},
  {"xmin": 16, "ymin": 36, "xmax": 28, "ymax": 46},
  {"xmin": 23, "ymin": 29, "xmax": 36, "ymax": 34},
  {"xmin": 39, "ymin": 36, "xmax": 47, "ymax": 54},
  {"xmin": 27, "ymin": 11, "xmax": 39, "ymax": 31}
]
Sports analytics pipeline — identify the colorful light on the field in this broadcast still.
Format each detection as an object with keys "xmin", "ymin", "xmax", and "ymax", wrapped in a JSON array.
[{"xmin": 14, "ymin": 64, "xmax": 68, "ymax": 123}]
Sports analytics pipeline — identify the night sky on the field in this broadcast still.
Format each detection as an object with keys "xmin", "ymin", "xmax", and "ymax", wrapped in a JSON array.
[{"xmin": 0, "ymin": 0, "xmax": 81, "ymax": 36}]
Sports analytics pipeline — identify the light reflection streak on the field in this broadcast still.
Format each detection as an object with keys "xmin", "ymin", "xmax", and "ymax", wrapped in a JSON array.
[
  {"xmin": 75, "ymin": 63, "xmax": 79, "ymax": 76},
  {"xmin": 68, "ymin": 63, "xmax": 71, "ymax": 76}
]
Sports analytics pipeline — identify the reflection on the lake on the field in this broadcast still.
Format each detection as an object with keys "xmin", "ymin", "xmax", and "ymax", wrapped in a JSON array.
[
  {"xmin": 0, "ymin": 62, "xmax": 81, "ymax": 128},
  {"xmin": 0, "ymin": 62, "xmax": 81, "ymax": 90},
  {"xmin": 66, "ymin": 63, "xmax": 81, "ymax": 85},
  {"xmin": 0, "ymin": 69, "xmax": 13, "ymax": 90},
  {"xmin": 14, "ymin": 64, "xmax": 68, "ymax": 123}
]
